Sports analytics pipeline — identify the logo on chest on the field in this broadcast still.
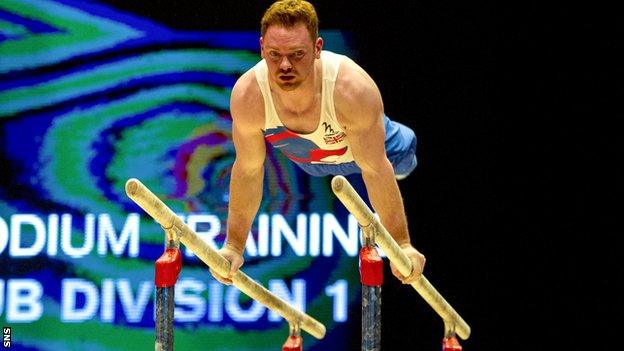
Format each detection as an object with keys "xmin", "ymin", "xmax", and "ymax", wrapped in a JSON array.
[{"xmin": 322, "ymin": 122, "xmax": 346, "ymax": 145}]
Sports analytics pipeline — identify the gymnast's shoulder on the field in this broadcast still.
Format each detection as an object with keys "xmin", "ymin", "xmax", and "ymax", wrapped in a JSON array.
[{"xmin": 230, "ymin": 70, "xmax": 264, "ymax": 128}]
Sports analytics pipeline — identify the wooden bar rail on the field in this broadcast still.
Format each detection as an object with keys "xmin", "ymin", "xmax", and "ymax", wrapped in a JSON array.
[
  {"xmin": 125, "ymin": 178, "xmax": 326, "ymax": 340},
  {"xmin": 331, "ymin": 175, "xmax": 471, "ymax": 340}
]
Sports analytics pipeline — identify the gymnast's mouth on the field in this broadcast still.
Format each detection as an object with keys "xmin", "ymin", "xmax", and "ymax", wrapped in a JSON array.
[{"xmin": 279, "ymin": 75, "xmax": 295, "ymax": 81}]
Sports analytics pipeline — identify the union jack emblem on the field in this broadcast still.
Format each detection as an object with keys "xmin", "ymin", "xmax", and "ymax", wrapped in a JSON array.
[{"xmin": 324, "ymin": 132, "xmax": 346, "ymax": 144}]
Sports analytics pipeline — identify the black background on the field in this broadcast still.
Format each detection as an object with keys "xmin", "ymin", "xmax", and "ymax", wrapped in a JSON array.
[{"xmin": 102, "ymin": 1, "xmax": 618, "ymax": 349}]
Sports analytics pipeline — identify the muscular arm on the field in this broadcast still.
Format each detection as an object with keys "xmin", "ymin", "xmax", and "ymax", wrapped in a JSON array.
[
  {"xmin": 212, "ymin": 71, "xmax": 265, "ymax": 284},
  {"xmin": 335, "ymin": 63, "xmax": 410, "ymax": 246},
  {"xmin": 335, "ymin": 60, "xmax": 424, "ymax": 282},
  {"xmin": 226, "ymin": 71, "xmax": 267, "ymax": 255}
]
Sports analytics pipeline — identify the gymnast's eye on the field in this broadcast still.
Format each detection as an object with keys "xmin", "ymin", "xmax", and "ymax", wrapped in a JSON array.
[
  {"xmin": 292, "ymin": 50, "xmax": 305, "ymax": 59},
  {"xmin": 268, "ymin": 51, "xmax": 280, "ymax": 59}
]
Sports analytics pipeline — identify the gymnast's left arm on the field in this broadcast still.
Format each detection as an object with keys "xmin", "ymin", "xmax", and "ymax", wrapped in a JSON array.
[{"xmin": 334, "ymin": 64, "xmax": 425, "ymax": 284}]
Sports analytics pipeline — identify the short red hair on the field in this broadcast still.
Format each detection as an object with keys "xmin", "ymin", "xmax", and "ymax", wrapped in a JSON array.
[{"xmin": 261, "ymin": 0, "xmax": 319, "ymax": 41}]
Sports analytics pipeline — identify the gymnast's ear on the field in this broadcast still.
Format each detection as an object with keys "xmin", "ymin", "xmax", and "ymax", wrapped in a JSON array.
[{"xmin": 315, "ymin": 37, "xmax": 323, "ymax": 58}]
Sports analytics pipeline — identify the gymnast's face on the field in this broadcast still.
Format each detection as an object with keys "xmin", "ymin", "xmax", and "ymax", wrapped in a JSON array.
[{"xmin": 260, "ymin": 23, "xmax": 322, "ymax": 91}]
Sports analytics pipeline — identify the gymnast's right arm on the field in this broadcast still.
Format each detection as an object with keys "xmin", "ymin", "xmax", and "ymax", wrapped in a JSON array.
[{"xmin": 210, "ymin": 72, "xmax": 266, "ymax": 285}]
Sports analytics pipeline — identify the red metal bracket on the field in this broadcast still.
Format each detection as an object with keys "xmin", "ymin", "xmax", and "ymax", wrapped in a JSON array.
[
  {"xmin": 282, "ymin": 335, "xmax": 303, "ymax": 351},
  {"xmin": 155, "ymin": 248, "xmax": 182, "ymax": 288},
  {"xmin": 442, "ymin": 335, "xmax": 462, "ymax": 351},
  {"xmin": 359, "ymin": 246, "xmax": 383, "ymax": 286}
]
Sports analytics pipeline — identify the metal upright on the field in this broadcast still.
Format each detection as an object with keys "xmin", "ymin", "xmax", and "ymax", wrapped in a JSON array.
[
  {"xmin": 154, "ymin": 227, "xmax": 182, "ymax": 351},
  {"xmin": 360, "ymin": 228, "xmax": 383, "ymax": 351}
]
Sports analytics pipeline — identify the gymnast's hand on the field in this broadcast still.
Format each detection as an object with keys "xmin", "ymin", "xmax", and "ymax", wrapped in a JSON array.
[
  {"xmin": 390, "ymin": 243, "xmax": 426, "ymax": 284},
  {"xmin": 209, "ymin": 244, "xmax": 244, "ymax": 285}
]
